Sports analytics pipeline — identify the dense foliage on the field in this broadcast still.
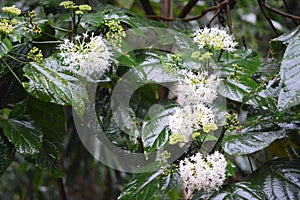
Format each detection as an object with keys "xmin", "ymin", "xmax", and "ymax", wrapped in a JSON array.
[{"xmin": 0, "ymin": 0, "xmax": 299, "ymax": 199}]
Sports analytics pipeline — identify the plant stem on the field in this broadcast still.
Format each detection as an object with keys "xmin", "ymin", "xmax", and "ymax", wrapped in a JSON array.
[{"xmin": 1, "ymin": 58, "xmax": 22, "ymax": 85}]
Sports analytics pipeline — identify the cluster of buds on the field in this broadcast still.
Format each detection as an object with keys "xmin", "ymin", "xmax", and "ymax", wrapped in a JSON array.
[
  {"xmin": 0, "ymin": 5, "xmax": 21, "ymax": 35},
  {"xmin": 104, "ymin": 19, "xmax": 126, "ymax": 47},
  {"xmin": 59, "ymin": 1, "xmax": 91, "ymax": 16}
]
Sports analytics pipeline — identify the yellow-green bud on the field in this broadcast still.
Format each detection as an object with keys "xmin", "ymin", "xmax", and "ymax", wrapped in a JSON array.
[
  {"xmin": 191, "ymin": 51, "xmax": 200, "ymax": 58},
  {"xmin": 79, "ymin": 5, "xmax": 92, "ymax": 11},
  {"xmin": 10, "ymin": 19, "xmax": 18, "ymax": 25},
  {"xmin": 199, "ymin": 52, "xmax": 212, "ymax": 60},
  {"xmin": 2, "ymin": 5, "xmax": 21, "ymax": 16},
  {"xmin": 75, "ymin": 10, "xmax": 84, "ymax": 15},
  {"xmin": 27, "ymin": 47, "xmax": 43, "ymax": 62},
  {"xmin": 203, "ymin": 123, "xmax": 218, "ymax": 133},
  {"xmin": 192, "ymin": 132, "xmax": 201, "ymax": 139},
  {"xmin": 59, "ymin": 1, "xmax": 76, "ymax": 9},
  {"xmin": 0, "ymin": 22, "xmax": 13, "ymax": 34},
  {"xmin": 28, "ymin": 10, "xmax": 37, "ymax": 18},
  {"xmin": 169, "ymin": 132, "xmax": 185, "ymax": 144}
]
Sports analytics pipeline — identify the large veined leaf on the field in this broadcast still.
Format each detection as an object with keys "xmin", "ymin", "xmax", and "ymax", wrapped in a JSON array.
[
  {"xmin": 270, "ymin": 25, "xmax": 300, "ymax": 55},
  {"xmin": 142, "ymin": 103, "xmax": 178, "ymax": 156},
  {"xmin": 278, "ymin": 38, "xmax": 300, "ymax": 111},
  {"xmin": 218, "ymin": 77, "xmax": 259, "ymax": 104},
  {"xmin": 23, "ymin": 56, "xmax": 88, "ymax": 116},
  {"xmin": 0, "ymin": 37, "xmax": 13, "ymax": 58},
  {"xmin": 193, "ymin": 182, "xmax": 267, "ymax": 200},
  {"xmin": 220, "ymin": 49, "xmax": 260, "ymax": 76},
  {"xmin": 0, "ymin": 130, "xmax": 15, "ymax": 176},
  {"xmin": 222, "ymin": 129, "xmax": 286, "ymax": 155},
  {"xmin": 27, "ymin": 97, "xmax": 65, "ymax": 177},
  {"xmin": 118, "ymin": 169, "xmax": 182, "ymax": 200},
  {"xmin": 248, "ymin": 158, "xmax": 300, "ymax": 200},
  {"xmin": 23, "ymin": 57, "xmax": 74, "ymax": 105},
  {"xmin": 0, "ymin": 103, "xmax": 43, "ymax": 156}
]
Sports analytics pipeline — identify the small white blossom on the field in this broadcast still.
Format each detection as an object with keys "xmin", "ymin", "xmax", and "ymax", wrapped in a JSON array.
[
  {"xmin": 168, "ymin": 104, "xmax": 216, "ymax": 138},
  {"xmin": 177, "ymin": 70, "xmax": 221, "ymax": 106},
  {"xmin": 179, "ymin": 151, "xmax": 227, "ymax": 197},
  {"xmin": 193, "ymin": 27, "xmax": 238, "ymax": 52},
  {"xmin": 59, "ymin": 33, "xmax": 113, "ymax": 80}
]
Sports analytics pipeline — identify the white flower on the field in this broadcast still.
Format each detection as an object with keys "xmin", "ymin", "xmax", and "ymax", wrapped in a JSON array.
[
  {"xmin": 59, "ymin": 33, "xmax": 113, "ymax": 79},
  {"xmin": 179, "ymin": 151, "xmax": 227, "ymax": 197},
  {"xmin": 168, "ymin": 70, "xmax": 220, "ymax": 139},
  {"xmin": 168, "ymin": 104, "xmax": 216, "ymax": 138},
  {"xmin": 193, "ymin": 27, "xmax": 238, "ymax": 52},
  {"xmin": 177, "ymin": 70, "xmax": 221, "ymax": 106}
]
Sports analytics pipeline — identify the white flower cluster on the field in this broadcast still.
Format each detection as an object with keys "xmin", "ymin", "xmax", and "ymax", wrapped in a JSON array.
[
  {"xmin": 179, "ymin": 151, "xmax": 227, "ymax": 196},
  {"xmin": 168, "ymin": 70, "xmax": 220, "ymax": 140},
  {"xmin": 59, "ymin": 33, "xmax": 113, "ymax": 79},
  {"xmin": 169, "ymin": 104, "xmax": 215, "ymax": 139},
  {"xmin": 177, "ymin": 70, "xmax": 220, "ymax": 106},
  {"xmin": 193, "ymin": 27, "xmax": 238, "ymax": 52}
]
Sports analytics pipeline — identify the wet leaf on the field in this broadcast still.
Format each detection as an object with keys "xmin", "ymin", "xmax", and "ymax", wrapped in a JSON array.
[
  {"xmin": 0, "ymin": 37, "xmax": 13, "ymax": 58},
  {"xmin": 194, "ymin": 182, "xmax": 267, "ymax": 200},
  {"xmin": 278, "ymin": 38, "xmax": 300, "ymax": 111},
  {"xmin": 118, "ymin": 169, "xmax": 182, "ymax": 200},
  {"xmin": 248, "ymin": 158, "xmax": 300, "ymax": 200},
  {"xmin": 142, "ymin": 103, "xmax": 177, "ymax": 157},
  {"xmin": 0, "ymin": 131, "xmax": 15, "ymax": 176},
  {"xmin": 223, "ymin": 129, "xmax": 286, "ymax": 155}
]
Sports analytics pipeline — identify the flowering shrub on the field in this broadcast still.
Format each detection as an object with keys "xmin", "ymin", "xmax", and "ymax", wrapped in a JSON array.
[{"xmin": 0, "ymin": 1, "xmax": 300, "ymax": 200}]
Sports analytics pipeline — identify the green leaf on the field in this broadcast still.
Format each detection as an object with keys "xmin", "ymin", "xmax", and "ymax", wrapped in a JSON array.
[
  {"xmin": 271, "ymin": 25, "xmax": 300, "ymax": 55},
  {"xmin": 0, "ymin": 131, "xmax": 15, "ymax": 176},
  {"xmin": 221, "ymin": 49, "xmax": 260, "ymax": 76},
  {"xmin": 23, "ymin": 57, "xmax": 73, "ymax": 105},
  {"xmin": 27, "ymin": 97, "xmax": 65, "ymax": 177},
  {"xmin": 193, "ymin": 182, "xmax": 267, "ymax": 200},
  {"xmin": 81, "ymin": 13, "xmax": 104, "ymax": 28},
  {"xmin": 142, "ymin": 103, "xmax": 177, "ymax": 157},
  {"xmin": 23, "ymin": 56, "xmax": 88, "ymax": 116},
  {"xmin": 218, "ymin": 78, "xmax": 259, "ymax": 104},
  {"xmin": 118, "ymin": 169, "xmax": 182, "ymax": 200},
  {"xmin": 0, "ymin": 37, "xmax": 13, "ymax": 58},
  {"xmin": 278, "ymin": 38, "xmax": 300, "ymax": 111},
  {"xmin": 0, "ymin": 103, "xmax": 43, "ymax": 156},
  {"xmin": 222, "ymin": 129, "xmax": 286, "ymax": 155},
  {"xmin": 247, "ymin": 158, "xmax": 300, "ymax": 200}
]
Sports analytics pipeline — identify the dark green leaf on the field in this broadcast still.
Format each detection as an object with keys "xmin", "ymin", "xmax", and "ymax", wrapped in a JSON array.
[
  {"xmin": 27, "ymin": 97, "xmax": 65, "ymax": 177},
  {"xmin": 218, "ymin": 78, "xmax": 259, "ymax": 104},
  {"xmin": 0, "ymin": 131, "xmax": 15, "ymax": 176},
  {"xmin": 142, "ymin": 103, "xmax": 177, "ymax": 156},
  {"xmin": 278, "ymin": 38, "xmax": 300, "ymax": 111},
  {"xmin": 194, "ymin": 182, "xmax": 267, "ymax": 200},
  {"xmin": 118, "ymin": 169, "xmax": 182, "ymax": 200},
  {"xmin": 23, "ymin": 56, "xmax": 88, "ymax": 116},
  {"xmin": 222, "ymin": 129, "xmax": 286, "ymax": 155},
  {"xmin": 270, "ymin": 25, "xmax": 300, "ymax": 55},
  {"xmin": 0, "ymin": 37, "xmax": 13, "ymax": 58},
  {"xmin": 247, "ymin": 158, "xmax": 300, "ymax": 200},
  {"xmin": 220, "ymin": 49, "xmax": 260, "ymax": 76},
  {"xmin": 81, "ymin": 13, "xmax": 105, "ymax": 28},
  {"xmin": 23, "ymin": 57, "xmax": 73, "ymax": 105},
  {"xmin": 0, "ymin": 102, "xmax": 43, "ymax": 156}
]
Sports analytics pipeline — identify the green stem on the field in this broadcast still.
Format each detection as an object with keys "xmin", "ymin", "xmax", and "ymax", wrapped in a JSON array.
[
  {"xmin": 247, "ymin": 155, "xmax": 254, "ymax": 173},
  {"xmin": 1, "ymin": 58, "xmax": 22, "ymax": 85},
  {"xmin": 50, "ymin": 25, "xmax": 73, "ymax": 33},
  {"xmin": 6, "ymin": 53, "xmax": 28, "ymax": 63}
]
